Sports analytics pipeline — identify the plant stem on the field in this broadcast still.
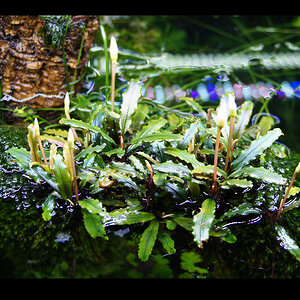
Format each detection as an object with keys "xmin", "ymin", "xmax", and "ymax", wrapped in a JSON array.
[
  {"xmin": 212, "ymin": 128, "xmax": 221, "ymax": 194},
  {"xmin": 37, "ymin": 137, "xmax": 49, "ymax": 167},
  {"xmin": 69, "ymin": 148, "xmax": 79, "ymax": 202},
  {"xmin": 224, "ymin": 116, "xmax": 235, "ymax": 173},
  {"xmin": 275, "ymin": 171, "xmax": 297, "ymax": 222},
  {"xmin": 111, "ymin": 60, "xmax": 116, "ymax": 112}
]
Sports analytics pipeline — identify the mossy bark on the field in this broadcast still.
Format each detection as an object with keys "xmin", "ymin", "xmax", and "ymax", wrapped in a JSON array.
[{"xmin": 0, "ymin": 15, "xmax": 99, "ymax": 124}]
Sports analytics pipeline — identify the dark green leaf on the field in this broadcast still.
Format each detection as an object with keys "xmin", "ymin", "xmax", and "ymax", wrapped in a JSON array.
[
  {"xmin": 192, "ymin": 199, "xmax": 216, "ymax": 248},
  {"xmin": 138, "ymin": 219, "xmax": 159, "ymax": 261},
  {"xmin": 59, "ymin": 118, "xmax": 116, "ymax": 145},
  {"xmin": 42, "ymin": 193, "xmax": 56, "ymax": 221},
  {"xmin": 231, "ymin": 128, "xmax": 282, "ymax": 171},
  {"xmin": 158, "ymin": 231, "xmax": 176, "ymax": 254},
  {"xmin": 52, "ymin": 154, "xmax": 73, "ymax": 201},
  {"xmin": 78, "ymin": 198, "xmax": 105, "ymax": 214},
  {"xmin": 275, "ymin": 225, "xmax": 300, "ymax": 262},
  {"xmin": 164, "ymin": 148, "xmax": 203, "ymax": 168},
  {"xmin": 82, "ymin": 208, "xmax": 107, "ymax": 239}
]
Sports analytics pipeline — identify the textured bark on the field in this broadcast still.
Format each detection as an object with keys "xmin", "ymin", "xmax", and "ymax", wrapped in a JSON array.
[{"xmin": 0, "ymin": 15, "xmax": 99, "ymax": 124}]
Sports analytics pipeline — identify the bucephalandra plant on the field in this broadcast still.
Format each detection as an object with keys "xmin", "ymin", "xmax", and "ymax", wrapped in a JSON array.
[
  {"xmin": 6, "ymin": 74, "xmax": 300, "ymax": 265},
  {"xmin": 212, "ymin": 98, "xmax": 228, "ymax": 197}
]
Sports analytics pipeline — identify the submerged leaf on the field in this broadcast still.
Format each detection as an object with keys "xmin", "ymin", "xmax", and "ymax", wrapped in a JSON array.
[
  {"xmin": 82, "ymin": 208, "xmax": 107, "ymax": 239},
  {"xmin": 42, "ymin": 193, "xmax": 56, "ymax": 221},
  {"xmin": 192, "ymin": 199, "xmax": 216, "ymax": 248},
  {"xmin": 275, "ymin": 225, "xmax": 300, "ymax": 262},
  {"xmin": 138, "ymin": 219, "xmax": 159, "ymax": 261}
]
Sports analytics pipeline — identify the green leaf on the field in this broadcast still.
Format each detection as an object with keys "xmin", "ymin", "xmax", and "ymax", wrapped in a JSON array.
[
  {"xmin": 78, "ymin": 198, "xmax": 105, "ymax": 214},
  {"xmin": 233, "ymin": 101, "xmax": 254, "ymax": 140},
  {"xmin": 75, "ymin": 144, "xmax": 106, "ymax": 160},
  {"xmin": 158, "ymin": 231, "xmax": 176, "ymax": 254},
  {"xmin": 129, "ymin": 117, "xmax": 167, "ymax": 151},
  {"xmin": 82, "ymin": 208, "xmax": 107, "ymax": 239},
  {"xmin": 180, "ymin": 251, "xmax": 209, "ymax": 275},
  {"xmin": 179, "ymin": 97, "xmax": 207, "ymax": 119},
  {"xmin": 164, "ymin": 148, "xmax": 203, "ymax": 168},
  {"xmin": 275, "ymin": 225, "xmax": 300, "ymax": 263},
  {"xmin": 218, "ymin": 203, "xmax": 262, "ymax": 223},
  {"xmin": 230, "ymin": 166, "xmax": 286, "ymax": 185},
  {"xmin": 119, "ymin": 79, "xmax": 142, "ymax": 134},
  {"xmin": 52, "ymin": 154, "xmax": 73, "ymax": 201},
  {"xmin": 109, "ymin": 172, "xmax": 141, "ymax": 192},
  {"xmin": 153, "ymin": 161, "xmax": 191, "ymax": 179},
  {"xmin": 109, "ymin": 161, "xmax": 139, "ymax": 177},
  {"xmin": 191, "ymin": 165, "xmax": 227, "ymax": 179},
  {"xmin": 59, "ymin": 118, "xmax": 116, "ymax": 145},
  {"xmin": 231, "ymin": 128, "xmax": 283, "ymax": 171},
  {"xmin": 178, "ymin": 122, "xmax": 201, "ymax": 150},
  {"xmin": 42, "ymin": 193, "xmax": 56, "ymax": 221},
  {"xmin": 192, "ymin": 199, "xmax": 216, "ymax": 248},
  {"xmin": 104, "ymin": 209, "xmax": 155, "ymax": 226},
  {"xmin": 131, "ymin": 131, "xmax": 183, "ymax": 145},
  {"xmin": 31, "ymin": 162, "xmax": 59, "ymax": 191},
  {"xmin": 220, "ymin": 179, "xmax": 253, "ymax": 189},
  {"xmin": 173, "ymin": 216, "xmax": 193, "ymax": 231},
  {"xmin": 138, "ymin": 219, "xmax": 160, "ymax": 261},
  {"xmin": 103, "ymin": 147, "xmax": 125, "ymax": 158}
]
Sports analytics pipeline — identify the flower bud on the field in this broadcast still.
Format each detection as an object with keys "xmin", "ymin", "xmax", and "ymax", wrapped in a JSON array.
[
  {"xmin": 228, "ymin": 92, "xmax": 237, "ymax": 117},
  {"xmin": 296, "ymin": 162, "xmax": 300, "ymax": 174},
  {"xmin": 68, "ymin": 128, "xmax": 74, "ymax": 148},
  {"xmin": 64, "ymin": 92, "xmax": 70, "ymax": 115},
  {"xmin": 110, "ymin": 36, "xmax": 118, "ymax": 62},
  {"xmin": 34, "ymin": 118, "xmax": 40, "ymax": 137},
  {"xmin": 216, "ymin": 103, "xmax": 228, "ymax": 129}
]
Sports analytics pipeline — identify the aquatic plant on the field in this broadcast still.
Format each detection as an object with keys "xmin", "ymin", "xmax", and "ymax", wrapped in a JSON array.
[{"xmin": 6, "ymin": 76, "xmax": 300, "ymax": 266}]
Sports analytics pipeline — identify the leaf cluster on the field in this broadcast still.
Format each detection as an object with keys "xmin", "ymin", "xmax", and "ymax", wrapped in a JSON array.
[{"xmin": 6, "ymin": 78, "xmax": 300, "ymax": 265}]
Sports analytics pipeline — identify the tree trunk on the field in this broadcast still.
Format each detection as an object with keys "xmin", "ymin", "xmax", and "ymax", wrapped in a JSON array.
[{"xmin": 0, "ymin": 15, "xmax": 99, "ymax": 124}]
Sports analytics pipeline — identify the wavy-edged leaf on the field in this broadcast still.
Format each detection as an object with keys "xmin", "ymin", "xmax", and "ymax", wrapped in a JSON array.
[
  {"xmin": 220, "ymin": 179, "xmax": 253, "ymax": 189},
  {"xmin": 218, "ymin": 203, "xmax": 262, "ymax": 223},
  {"xmin": 233, "ymin": 100, "xmax": 254, "ymax": 140},
  {"xmin": 119, "ymin": 79, "xmax": 142, "ymax": 134},
  {"xmin": 231, "ymin": 128, "xmax": 283, "ymax": 171},
  {"xmin": 42, "ymin": 193, "xmax": 56, "ymax": 221},
  {"xmin": 230, "ymin": 166, "xmax": 286, "ymax": 185},
  {"xmin": 192, "ymin": 199, "xmax": 216, "ymax": 248},
  {"xmin": 75, "ymin": 144, "xmax": 106, "ymax": 160},
  {"xmin": 82, "ymin": 208, "xmax": 107, "ymax": 239},
  {"xmin": 59, "ymin": 118, "xmax": 116, "ymax": 145},
  {"xmin": 275, "ymin": 225, "xmax": 300, "ymax": 262},
  {"xmin": 158, "ymin": 231, "xmax": 176, "ymax": 254},
  {"xmin": 191, "ymin": 165, "xmax": 227, "ymax": 179},
  {"xmin": 109, "ymin": 161, "xmax": 139, "ymax": 177},
  {"xmin": 131, "ymin": 131, "xmax": 183, "ymax": 145},
  {"xmin": 52, "ymin": 154, "xmax": 73, "ymax": 201},
  {"xmin": 104, "ymin": 209, "xmax": 155, "ymax": 227},
  {"xmin": 129, "ymin": 117, "xmax": 167, "ymax": 151},
  {"xmin": 178, "ymin": 122, "xmax": 201, "ymax": 150},
  {"xmin": 138, "ymin": 219, "xmax": 159, "ymax": 261},
  {"xmin": 164, "ymin": 148, "xmax": 203, "ymax": 168},
  {"xmin": 78, "ymin": 198, "xmax": 105, "ymax": 214},
  {"xmin": 153, "ymin": 161, "xmax": 191, "ymax": 179},
  {"xmin": 109, "ymin": 172, "xmax": 141, "ymax": 192}
]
